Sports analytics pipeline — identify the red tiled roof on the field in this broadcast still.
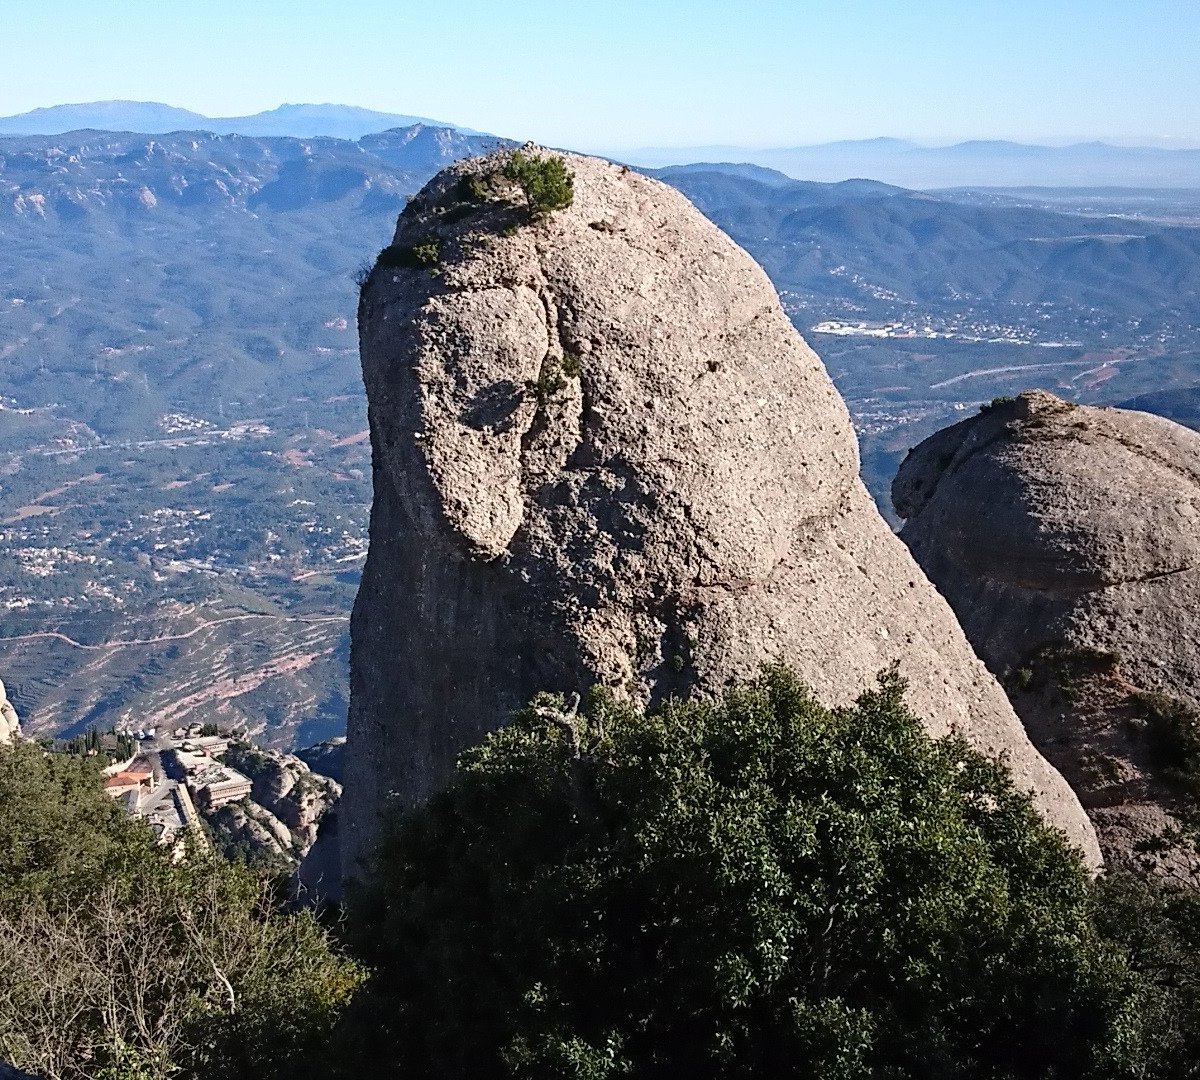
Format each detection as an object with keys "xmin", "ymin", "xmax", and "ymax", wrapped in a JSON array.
[{"xmin": 104, "ymin": 771, "xmax": 150, "ymax": 789}]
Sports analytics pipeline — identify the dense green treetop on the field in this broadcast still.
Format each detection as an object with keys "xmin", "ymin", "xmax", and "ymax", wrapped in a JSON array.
[
  {"xmin": 7, "ymin": 666, "xmax": 1200, "ymax": 1078},
  {"xmin": 502, "ymin": 150, "xmax": 575, "ymax": 218},
  {"xmin": 0, "ymin": 743, "xmax": 134, "ymax": 908},
  {"xmin": 347, "ymin": 666, "xmax": 1144, "ymax": 1079}
]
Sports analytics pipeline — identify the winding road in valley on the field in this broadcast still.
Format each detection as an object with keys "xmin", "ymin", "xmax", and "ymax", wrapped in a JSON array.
[{"xmin": 0, "ymin": 611, "xmax": 348, "ymax": 652}]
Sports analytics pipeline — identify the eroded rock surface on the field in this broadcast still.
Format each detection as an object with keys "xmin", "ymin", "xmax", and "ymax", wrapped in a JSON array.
[
  {"xmin": 895, "ymin": 390, "xmax": 1200, "ymax": 878},
  {"xmin": 0, "ymin": 679, "xmax": 20, "ymax": 745},
  {"xmin": 205, "ymin": 745, "xmax": 341, "ymax": 869},
  {"xmin": 344, "ymin": 149, "xmax": 1099, "ymax": 881}
]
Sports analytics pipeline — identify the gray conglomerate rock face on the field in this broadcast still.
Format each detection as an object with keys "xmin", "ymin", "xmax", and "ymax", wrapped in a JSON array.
[
  {"xmin": 894, "ymin": 391, "xmax": 1200, "ymax": 698},
  {"xmin": 0, "ymin": 678, "xmax": 20, "ymax": 745},
  {"xmin": 221, "ymin": 744, "xmax": 341, "ymax": 854},
  {"xmin": 202, "ymin": 744, "xmax": 341, "ymax": 877},
  {"xmin": 343, "ymin": 149, "xmax": 1099, "ymax": 881},
  {"xmin": 894, "ymin": 390, "xmax": 1200, "ymax": 876}
]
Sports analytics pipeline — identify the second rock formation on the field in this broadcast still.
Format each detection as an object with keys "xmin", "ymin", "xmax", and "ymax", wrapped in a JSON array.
[{"xmin": 895, "ymin": 390, "xmax": 1200, "ymax": 878}]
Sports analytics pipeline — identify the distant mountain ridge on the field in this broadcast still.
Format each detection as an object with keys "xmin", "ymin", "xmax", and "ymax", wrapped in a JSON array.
[
  {"xmin": 653, "ymin": 163, "xmax": 1200, "ymax": 326},
  {"xmin": 0, "ymin": 100, "xmax": 478, "ymax": 139},
  {"xmin": 7, "ymin": 104, "xmax": 1200, "ymax": 186},
  {"xmin": 623, "ymin": 137, "xmax": 1200, "ymax": 189}
]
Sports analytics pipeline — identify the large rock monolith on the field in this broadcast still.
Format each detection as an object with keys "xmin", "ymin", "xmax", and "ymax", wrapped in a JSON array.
[{"xmin": 343, "ymin": 150, "xmax": 1100, "ymax": 881}]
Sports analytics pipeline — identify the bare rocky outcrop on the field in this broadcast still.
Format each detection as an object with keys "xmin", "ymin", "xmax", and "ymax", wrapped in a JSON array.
[
  {"xmin": 207, "ymin": 798, "xmax": 297, "ymax": 865},
  {"xmin": 0, "ymin": 679, "xmax": 20, "ymax": 745},
  {"xmin": 343, "ymin": 149, "xmax": 1100, "ymax": 882},
  {"xmin": 292, "ymin": 739, "xmax": 346, "ymax": 905},
  {"xmin": 204, "ymin": 745, "xmax": 341, "ymax": 868},
  {"xmin": 222, "ymin": 743, "xmax": 341, "ymax": 852},
  {"xmin": 894, "ymin": 390, "xmax": 1200, "ymax": 879}
]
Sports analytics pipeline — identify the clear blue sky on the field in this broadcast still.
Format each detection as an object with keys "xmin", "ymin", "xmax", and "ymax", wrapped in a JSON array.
[{"xmin": 4, "ymin": 0, "xmax": 1198, "ymax": 149}]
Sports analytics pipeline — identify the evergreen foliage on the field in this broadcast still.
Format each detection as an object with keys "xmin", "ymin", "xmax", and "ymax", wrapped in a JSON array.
[
  {"xmin": 502, "ymin": 150, "xmax": 575, "ymax": 219},
  {"xmin": 375, "ymin": 238, "xmax": 440, "ymax": 270},
  {"xmin": 346, "ymin": 666, "xmax": 1144, "ymax": 1079},
  {"xmin": 0, "ymin": 742, "xmax": 362, "ymax": 1080},
  {"xmin": 0, "ymin": 744, "xmax": 131, "ymax": 908},
  {"xmin": 11, "ymin": 669, "xmax": 1200, "ymax": 1078},
  {"xmin": 54, "ymin": 726, "xmax": 136, "ymax": 763},
  {"xmin": 1093, "ymin": 874, "xmax": 1200, "ymax": 1078}
]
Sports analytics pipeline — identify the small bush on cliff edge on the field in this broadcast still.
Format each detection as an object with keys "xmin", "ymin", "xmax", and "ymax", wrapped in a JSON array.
[
  {"xmin": 375, "ymin": 237, "xmax": 440, "ymax": 270},
  {"xmin": 345, "ymin": 665, "xmax": 1143, "ymax": 1079},
  {"xmin": 503, "ymin": 149, "xmax": 575, "ymax": 219}
]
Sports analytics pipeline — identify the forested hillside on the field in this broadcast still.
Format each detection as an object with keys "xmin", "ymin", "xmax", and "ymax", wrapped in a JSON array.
[{"xmin": 2, "ymin": 128, "xmax": 1198, "ymax": 743}]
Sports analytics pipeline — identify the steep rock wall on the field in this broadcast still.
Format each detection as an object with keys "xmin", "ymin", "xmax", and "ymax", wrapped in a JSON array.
[{"xmin": 344, "ymin": 150, "xmax": 1099, "ymax": 881}]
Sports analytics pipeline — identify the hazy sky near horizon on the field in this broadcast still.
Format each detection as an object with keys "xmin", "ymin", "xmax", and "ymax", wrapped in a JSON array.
[{"xmin": 4, "ymin": 0, "xmax": 1199, "ymax": 149}]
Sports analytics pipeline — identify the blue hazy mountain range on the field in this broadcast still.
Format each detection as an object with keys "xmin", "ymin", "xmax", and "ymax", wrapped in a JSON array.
[
  {"xmin": 0, "ymin": 100, "xmax": 479, "ymax": 140},
  {"xmin": 621, "ymin": 138, "xmax": 1200, "ymax": 190},
  {"xmin": 3, "ymin": 102, "xmax": 1200, "ymax": 186}
]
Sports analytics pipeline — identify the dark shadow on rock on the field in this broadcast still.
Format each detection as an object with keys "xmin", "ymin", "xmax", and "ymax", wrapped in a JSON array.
[{"xmin": 461, "ymin": 379, "xmax": 524, "ymax": 432}]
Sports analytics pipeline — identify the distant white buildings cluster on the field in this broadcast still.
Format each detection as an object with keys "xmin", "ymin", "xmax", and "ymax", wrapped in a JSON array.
[
  {"xmin": 809, "ymin": 319, "xmax": 1084, "ymax": 346},
  {"xmin": 102, "ymin": 753, "xmax": 190, "ymax": 845},
  {"xmin": 169, "ymin": 733, "xmax": 254, "ymax": 808},
  {"xmin": 102, "ymin": 723, "xmax": 254, "ymax": 845}
]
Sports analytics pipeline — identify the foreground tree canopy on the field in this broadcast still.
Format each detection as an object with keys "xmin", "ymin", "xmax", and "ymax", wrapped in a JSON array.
[
  {"xmin": 0, "ymin": 742, "xmax": 362, "ymax": 1080},
  {"xmin": 348, "ymin": 666, "xmax": 1155, "ymax": 1079},
  {"xmin": 7, "ymin": 666, "xmax": 1200, "ymax": 1078}
]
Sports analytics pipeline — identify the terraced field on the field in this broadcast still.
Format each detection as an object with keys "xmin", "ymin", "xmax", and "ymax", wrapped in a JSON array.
[{"xmin": 0, "ymin": 596, "xmax": 349, "ymax": 747}]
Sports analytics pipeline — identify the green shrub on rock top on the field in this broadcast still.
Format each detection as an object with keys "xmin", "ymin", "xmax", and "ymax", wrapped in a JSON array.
[
  {"xmin": 375, "ymin": 238, "xmax": 440, "ymax": 271},
  {"xmin": 346, "ymin": 665, "xmax": 1143, "ymax": 1079},
  {"xmin": 457, "ymin": 173, "xmax": 492, "ymax": 204},
  {"xmin": 524, "ymin": 353, "xmax": 580, "ymax": 406},
  {"xmin": 502, "ymin": 150, "xmax": 575, "ymax": 219}
]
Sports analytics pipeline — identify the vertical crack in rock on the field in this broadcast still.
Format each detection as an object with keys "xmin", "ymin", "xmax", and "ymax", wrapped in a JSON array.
[{"xmin": 517, "ymin": 278, "xmax": 585, "ymax": 500}]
